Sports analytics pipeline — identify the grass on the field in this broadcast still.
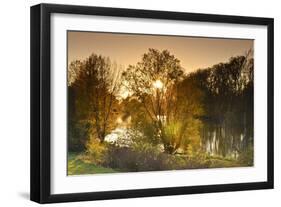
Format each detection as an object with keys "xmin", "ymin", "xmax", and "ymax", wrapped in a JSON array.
[
  {"xmin": 207, "ymin": 157, "xmax": 241, "ymax": 168},
  {"xmin": 68, "ymin": 153, "xmax": 118, "ymax": 175},
  {"xmin": 68, "ymin": 152, "xmax": 247, "ymax": 175}
]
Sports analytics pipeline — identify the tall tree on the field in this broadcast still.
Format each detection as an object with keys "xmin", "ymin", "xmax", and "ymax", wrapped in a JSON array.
[
  {"xmin": 69, "ymin": 54, "xmax": 121, "ymax": 143},
  {"xmin": 122, "ymin": 49, "xmax": 200, "ymax": 153}
]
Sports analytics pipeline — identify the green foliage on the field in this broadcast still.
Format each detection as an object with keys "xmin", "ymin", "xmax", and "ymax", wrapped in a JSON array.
[
  {"xmin": 238, "ymin": 146, "xmax": 254, "ymax": 166},
  {"xmin": 85, "ymin": 137, "xmax": 108, "ymax": 165},
  {"xmin": 67, "ymin": 120, "xmax": 91, "ymax": 152},
  {"xmin": 181, "ymin": 119, "xmax": 202, "ymax": 155},
  {"xmin": 68, "ymin": 54, "xmax": 124, "ymax": 153},
  {"xmin": 162, "ymin": 121, "xmax": 184, "ymax": 153},
  {"xmin": 68, "ymin": 153, "xmax": 117, "ymax": 175}
]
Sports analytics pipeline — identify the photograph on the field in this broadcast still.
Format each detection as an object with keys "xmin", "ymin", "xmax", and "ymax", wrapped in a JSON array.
[
  {"xmin": 29, "ymin": 3, "xmax": 274, "ymax": 203},
  {"xmin": 67, "ymin": 31, "xmax": 254, "ymax": 175}
]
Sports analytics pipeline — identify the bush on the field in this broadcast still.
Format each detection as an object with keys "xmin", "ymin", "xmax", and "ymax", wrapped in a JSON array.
[
  {"xmin": 103, "ymin": 130, "xmax": 169, "ymax": 171},
  {"xmin": 102, "ymin": 130, "xmax": 211, "ymax": 172},
  {"xmin": 68, "ymin": 120, "xmax": 90, "ymax": 152},
  {"xmin": 238, "ymin": 146, "xmax": 254, "ymax": 166},
  {"xmin": 162, "ymin": 121, "xmax": 183, "ymax": 154},
  {"xmin": 82, "ymin": 129, "xmax": 237, "ymax": 172},
  {"xmin": 104, "ymin": 146, "xmax": 138, "ymax": 171},
  {"xmin": 84, "ymin": 137, "xmax": 108, "ymax": 165},
  {"xmin": 131, "ymin": 140, "xmax": 167, "ymax": 171}
]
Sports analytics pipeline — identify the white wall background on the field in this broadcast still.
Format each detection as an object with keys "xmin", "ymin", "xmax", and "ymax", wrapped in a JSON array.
[{"xmin": 0, "ymin": 0, "xmax": 279, "ymax": 206}]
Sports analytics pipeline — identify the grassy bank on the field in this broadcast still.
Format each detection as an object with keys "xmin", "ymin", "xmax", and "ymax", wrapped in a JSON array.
[
  {"xmin": 68, "ymin": 151, "xmax": 244, "ymax": 175},
  {"xmin": 67, "ymin": 153, "xmax": 118, "ymax": 175}
]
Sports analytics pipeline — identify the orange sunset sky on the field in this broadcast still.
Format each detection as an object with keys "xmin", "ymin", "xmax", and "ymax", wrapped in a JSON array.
[{"xmin": 68, "ymin": 31, "xmax": 253, "ymax": 74}]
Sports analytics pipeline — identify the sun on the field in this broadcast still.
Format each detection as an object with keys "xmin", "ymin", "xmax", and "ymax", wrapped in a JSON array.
[
  {"xmin": 153, "ymin": 79, "xmax": 164, "ymax": 89},
  {"xmin": 118, "ymin": 85, "xmax": 130, "ymax": 99}
]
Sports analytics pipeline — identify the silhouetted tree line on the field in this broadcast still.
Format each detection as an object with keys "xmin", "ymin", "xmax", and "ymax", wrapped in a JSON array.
[{"xmin": 189, "ymin": 51, "xmax": 254, "ymax": 158}]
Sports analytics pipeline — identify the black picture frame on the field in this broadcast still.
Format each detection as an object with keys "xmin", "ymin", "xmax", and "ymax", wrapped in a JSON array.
[{"xmin": 30, "ymin": 3, "xmax": 274, "ymax": 204}]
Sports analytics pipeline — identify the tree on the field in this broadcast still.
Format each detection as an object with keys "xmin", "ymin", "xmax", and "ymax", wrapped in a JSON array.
[
  {"xmin": 122, "ymin": 49, "xmax": 192, "ymax": 153},
  {"xmin": 68, "ymin": 60, "xmax": 82, "ymax": 86},
  {"xmin": 68, "ymin": 53, "xmax": 121, "ymax": 144},
  {"xmin": 169, "ymin": 73, "xmax": 205, "ymax": 154},
  {"xmin": 193, "ymin": 51, "xmax": 254, "ymax": 158}
]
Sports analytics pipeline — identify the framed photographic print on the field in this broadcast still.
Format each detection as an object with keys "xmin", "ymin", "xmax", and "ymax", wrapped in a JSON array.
[{"xmin": 30, "ymin": 3, "xmax": 274, "ymax": 203}]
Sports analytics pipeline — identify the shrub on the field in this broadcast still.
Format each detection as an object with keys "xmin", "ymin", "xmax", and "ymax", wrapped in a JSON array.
[
  {"xmin": 103, "ymin": 130, "xmax": 168, "ymax": 172},
  {"xmin": 162, "ymin": 121, "xmax": 183, "ymax": 153},
  {"xmin": 83, "ymin": 129, "xmax": 231, "ymax": 172},
  {"xmin": 131, "ymin": 140, "xmax": 166, "ymax": 171},
  {"xmin": 85, "ymin": 137, "xmax": 108, "ymax": 165},
  {"xmin": 68, "ymin": 120, "xmax": 90, "ymax": 152},
  {"xmin": 238, "ymin": 146, "xmax": 254, "ymax": 166},
  {"xmin": 103, "ymin": 129, "xmax": 211, "ymax": 172},
  {"xmin": 104, "ymin": 146, "xmax": 138, "ymax": 171}
]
